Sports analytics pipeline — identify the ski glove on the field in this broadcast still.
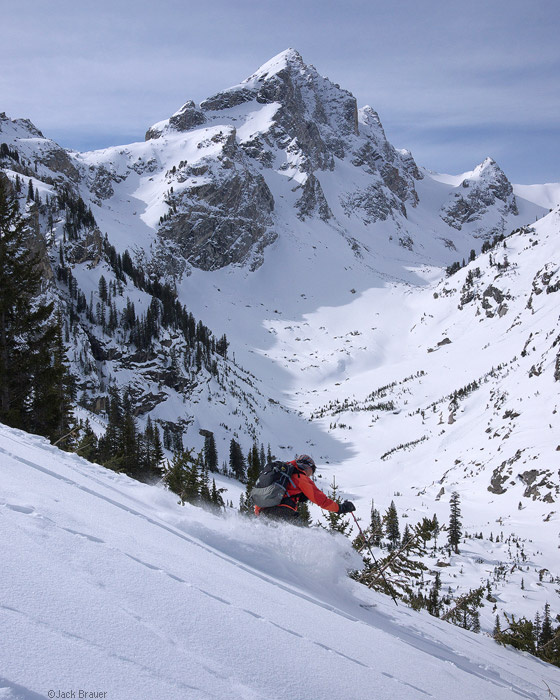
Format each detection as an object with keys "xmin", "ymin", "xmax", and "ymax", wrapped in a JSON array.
[{"xmin": 338, "ymin": 500, "xmax": 356, "ymax": 514}]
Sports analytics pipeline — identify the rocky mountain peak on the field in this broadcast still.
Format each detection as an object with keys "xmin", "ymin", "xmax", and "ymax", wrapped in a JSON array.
[
  {"xmin": 137, "ymin": 49, "xmax": 430, "ymax": 270},
  {"xmin": 145, "ymin": 100, "xmax": 207, "ymax": 140},
  {"xmin": 0, "ymin": 112, "xmax": 80, "ymax": 183},
  {"xmin": 0, "ymin": 112, "xmax": 45, "ymax": 140},
  {"xmin": 441, "ymin": 156, "xmax": 518, "ymax": 233},
  {"xmin": 242, "ymin": 48, "xmax": 307, "ymax": 83},
  {"xmin": 146, "ymin": 49, "xmax": 359, "ymax": 159},
  {"xmin": 468, "ymin": 157, "xmax": 510, "ymax": 186}
]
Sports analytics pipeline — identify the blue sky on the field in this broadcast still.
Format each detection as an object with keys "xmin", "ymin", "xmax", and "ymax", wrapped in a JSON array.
[{"xmin": 2, "ymin": 0, "xmax": 558, "ymax": 183}]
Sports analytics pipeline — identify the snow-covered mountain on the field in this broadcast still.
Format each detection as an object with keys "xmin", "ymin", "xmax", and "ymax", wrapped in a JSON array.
[
  {"xmin": 1, "ymin": 48, "xmax": 559, "ymax": 644},
  {"xmin": 1, "ymin": 422, "xmax": 558, "ymax": 699}
]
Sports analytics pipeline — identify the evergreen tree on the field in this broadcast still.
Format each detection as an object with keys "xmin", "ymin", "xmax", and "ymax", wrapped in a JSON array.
[
  {"xmin": 99, "ymin": 386, "xmax": 123, "ymax": 466},
  {"xmin": 496, "ymin": 613, "xmax": 536, "ymax": 654},
  {"xmin": 140, "ymin": 416, "xmax": 164, "ymax": 479},
  {"xmin": 31, "ymin": 313, "xmax": 75, "ymax": 442},
  {"xmin": 163, "ymin": 452, "xmax": 191, "ymax": 505},
  {"xmin": 199, "ymin": 463, "xmax": 211, "ymax": 503},
  {"xmin": 75, "ymin": 419, "xmax": 98, "ymax": 462},
  {"xmin": 0, "ymin": 176, "xmax": 74, "ymax": 440},
  {"xmin": 229, "ymin": 438, "xmax": 246, "ymax": 481},
  {"xmin": 246, "ymin": 442, "xmax": 261, "ymax": 491},
  {"xmin": 297, "ymin": 500, "xmax": 312, "ymax": 526},
  {"xmin": 384, "ymin": 500, "xmax": 400, "ymax": 550},
  {"xmin": 448, "ymin": 491, "xmax": 462, "ymax": 553},
  {"xmin": 379, "ymin": 521, "xmax": 428, "ymax": 602},
  {"xmin": 203, "ymin": 432, "xmax": 219, "ymax": 472},
  {"xmin": 98, "ymin": 275, "xmax": 108, "ymax": 303},
  {"xmin": 215, "ymin": 333, "xmax": 229, "ymax": 358},
  {"xmin": 540, "ymin": 603, "xmax": 554, "ymax": 648},
  {"xmin": 238, "ymin": 491, "xmax": 252, "ymax": 514},
  {"xmin": 427, "ymin": 571, "xmax": 442, "ymax": 617},
  {"xmin": 163, "ymin": 449, "xmax": 201, "ymax": 505},
  {"xmin": 320, "ymin": 476, "xmax": 353, "ymax": 536},
  {"xmin": 443, "ymin": 587, "xmax": 484, "ymax": 631},
  {"xmin": 118, "ymin": 391, "xmax": 138, "ymax": 477},
  {"xmin": 151, "ymin": 424, "xmax": 164, "ymax": 473},
  {"xmin": 210, "ymin": 479, "xmax": 226, "ymax": 509},
  {"xmin": 369, "ymin": 500, "xmax": 383, "ymax": 546},
  {"xmin": 493, "ymin": 614, "xmax": 502, "ymax": 640}
]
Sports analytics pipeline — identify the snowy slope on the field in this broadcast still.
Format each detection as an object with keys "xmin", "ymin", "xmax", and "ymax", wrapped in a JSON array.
[
  {"xmin": 1, "ymin": 422, "xmax": 558, "ymax": 700},
  {"xmin": 1, "ymin": 49, "xmax": 560, "ymax": 639}
]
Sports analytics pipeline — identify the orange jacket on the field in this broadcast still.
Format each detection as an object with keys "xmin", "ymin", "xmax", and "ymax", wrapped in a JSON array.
[{"xmin": 254, "ymin": 461, "xmax": 340, "ymax": 514}]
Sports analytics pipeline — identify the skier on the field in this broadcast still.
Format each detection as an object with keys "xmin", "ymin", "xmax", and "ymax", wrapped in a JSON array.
[{"xmin": 254, "ymin": 454, "xmax": 356, "ymax": 523}]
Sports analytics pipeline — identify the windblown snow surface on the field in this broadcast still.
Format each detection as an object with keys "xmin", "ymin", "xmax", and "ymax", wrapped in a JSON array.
[{"xmin": 1, "ymin": 423, "xmax": 558, "ymax": 700}]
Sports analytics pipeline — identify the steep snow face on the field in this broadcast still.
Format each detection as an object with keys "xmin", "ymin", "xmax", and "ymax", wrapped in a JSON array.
[
  {"xmin": 253, "ymin": 207, "xmax": 560, "ymax": 612},
  {"xmin": 1, "ymin": 422, "xmax": 558, "ymax": 700}
]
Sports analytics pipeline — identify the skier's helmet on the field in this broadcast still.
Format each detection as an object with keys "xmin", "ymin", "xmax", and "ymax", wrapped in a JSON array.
[{"xmin": 296, "ymin": 454, "xmax": 316, "ymax": 473}]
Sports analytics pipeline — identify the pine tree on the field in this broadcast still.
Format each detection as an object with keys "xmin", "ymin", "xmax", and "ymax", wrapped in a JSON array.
[
  {"xmin": 163, "ymin": 449, "xmax": 201, "ymax": 505},
  {"xmin": 379, "ymin": 520, "xmax": 428, "ymax": 602},
  {"xmin": 427, "ymin": 571, "xmax": 442, "ymax": 617},
  {"xmin": 119, "ymin": 391, "xmax": 138, "ymax": 477},
  {"xmin": 366, "ymin": 500, "xmax": 383, "ymax": 546},
  {"xmin": 320, "ymin": 476, "xmax": 352, "ymax": 536},
  {"xmin": 75, "ymin": 419, "xmax": 98, "ymax": 462},
  {"xmin": 141, "ymin": 416, "xmax": 164, "ymax": 479},
  {"xmin": 203, "ymin": 432, "xmax": 219, "ymax": 472},
  {"xmin": 540, "ymin": 603, "xmax": 554, "ymax": 648},
  {"xmin": 31, "ymin": 314, "xmax": 75, "ymax": 442},
  {"xmin": 493, "ymin": 614, "xmax": 502, "ymax": 640},
  {"xmin": 246, "ymin": 442, "xmax": 261, "ymax": 491},
  {"xmin": 210, "ymin": 479, "xmax": 226, "ymax": 509},
  {"xmin": 443, "ymin": 587, "xmax": 484, "ymax": 631},
  {"xmin": 98, "ymin": 275, "xmax": 108, "ymax": 303},
  {"xmin": 151, "ymin": 424, "xmax": 164, "ymax": 474},
  {"xmin": 238, "ymin": 491, "xmax": 252, "ymax": 514},
  {"xmin": 199, "ymin": 463, "xmax": 211, "ymax": 503},
  {"xmin": 229, "ymin": 438, "xmax": 246, "ymax": 481},
  {"xmin": 100, "ymin": 386, "xmax": 123, "ymax": 466},
  {"xmin": 497, "ymin": 613, "xmax": 536, "ymax": 654},
  {"xmin": 448, "ymin": 491, "xmax": 462, "ymax": 553},
  {"xmin": 384, "ymin": 500, "xmax": 400, "ymax": 550},
  {"xmin": 297, "ymin": 500, "xmax": 312, "ymax": 526},
  {"xmin": 215, "ymin": 333, "xmax": 229, "ymax": 358},
  {"xmin": 0, "ymin": 175, "xmax": 74, "ymax": 440},
  {"xmin": 163, "ymin": 452, "xmax": 191, "ymax": 505}
]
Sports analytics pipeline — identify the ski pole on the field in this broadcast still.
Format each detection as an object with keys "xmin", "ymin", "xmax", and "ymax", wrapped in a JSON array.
[{"xmin": 351, "ymin": 511, "xmax": 398, "ymax": 607}]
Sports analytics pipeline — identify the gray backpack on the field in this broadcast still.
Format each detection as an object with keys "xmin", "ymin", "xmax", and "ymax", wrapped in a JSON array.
[{"xmin": 250, "ymin": 461, "xmax": 298, "ymax": 508}]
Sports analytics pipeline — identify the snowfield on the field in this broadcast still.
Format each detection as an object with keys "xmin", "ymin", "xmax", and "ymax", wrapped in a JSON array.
[
  {"xmin": 1, "ymin": 49, "xmax": 560, "ymax": 699},
  {"xmin": 1, "ymin": 422, "xmax": 559, "ymax": 700}
]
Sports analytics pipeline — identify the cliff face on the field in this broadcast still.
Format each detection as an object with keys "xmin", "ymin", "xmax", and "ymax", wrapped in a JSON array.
[
  {"xmin": 440, "ymin": 157, "xmax": 518, "ymax": 236},
  {"xmin": 138, "ymin": 49, "xmax": 424, "ymax": 271}
]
